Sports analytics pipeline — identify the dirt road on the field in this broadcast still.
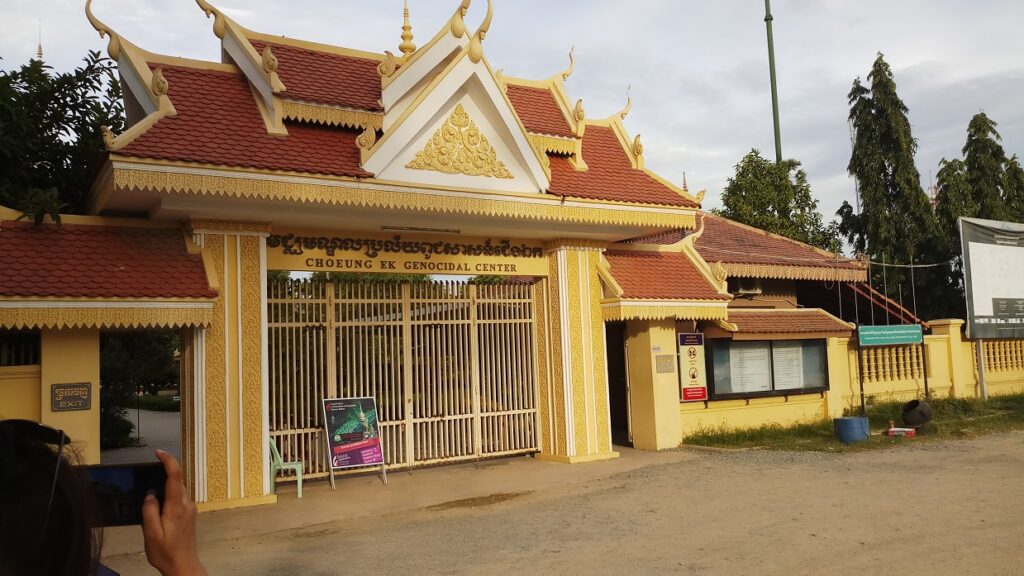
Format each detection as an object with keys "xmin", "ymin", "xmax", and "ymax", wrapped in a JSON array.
[{"xmin": 105, "ymin": 432, "xmax": 1024, "ymax": 575}]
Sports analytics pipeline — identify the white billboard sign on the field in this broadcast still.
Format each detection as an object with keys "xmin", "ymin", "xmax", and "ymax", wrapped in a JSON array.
[{"xmin": 959, "ymin": 217, "xmax": 1024, "ymax": 339}]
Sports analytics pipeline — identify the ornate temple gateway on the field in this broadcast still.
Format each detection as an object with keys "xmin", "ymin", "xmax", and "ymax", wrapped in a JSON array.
[{"xmin": 0, "ymin": 0, "xmax": 902, "ymax": 510}]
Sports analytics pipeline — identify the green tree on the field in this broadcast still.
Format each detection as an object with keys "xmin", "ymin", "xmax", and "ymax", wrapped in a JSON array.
[
  {"xmin": 715, "ymin": 149, "xmax": 839, "ymax": 251},
  {"xmin": 1006, "ymin": 155, "xmax": 1024, "ymax": 221},
  {"xmin": 0, "ymin": 51, "xmax": 124, "ymax": 219},
  {"xmin": 962, "ymin": 113, "xmax": 1009, "ymax": 222},
  {"xmin": 837, "ymin": 53, "xmax": 936, "ymax": 262},
  {"xmin": 99, "ymin": 331, "xmax": 180, "ymax": 448}
]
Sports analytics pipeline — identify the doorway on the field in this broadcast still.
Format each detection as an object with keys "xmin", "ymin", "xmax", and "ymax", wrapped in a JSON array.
[{"xmin": 605, "ymin": 322, "xmax": 631, "ymax": 447}]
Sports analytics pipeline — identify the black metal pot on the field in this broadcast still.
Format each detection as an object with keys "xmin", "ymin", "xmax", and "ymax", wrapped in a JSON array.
[{"xmin": 901, "ymin": 399, "xmax": 933, "ymax": 428}]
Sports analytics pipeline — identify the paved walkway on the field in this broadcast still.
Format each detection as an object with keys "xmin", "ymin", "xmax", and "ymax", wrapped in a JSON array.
[
  {"xmin": 102, "ymin": 432, "xmax": 1024, "ymax": 575},
  {"xmin": 101, "ymin": 409, "xmax": 180, "ymax": 465}
]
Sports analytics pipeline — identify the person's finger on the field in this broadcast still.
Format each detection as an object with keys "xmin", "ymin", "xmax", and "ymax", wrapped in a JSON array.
[
  {"xmin": 155, "ymin": 449, "xmax": 185, "ymax": 500},
  {"xmin": 140, "ymin": 489, "xmax": 164, "ymax": 544}
]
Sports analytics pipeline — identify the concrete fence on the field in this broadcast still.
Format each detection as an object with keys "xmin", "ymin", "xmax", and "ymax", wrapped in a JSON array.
[{"xmin": 825, "ymin": 319, "xmax": 1024, "ymax": 418}]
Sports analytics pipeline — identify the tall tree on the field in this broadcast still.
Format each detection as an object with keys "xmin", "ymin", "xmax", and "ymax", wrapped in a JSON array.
[
  {"xmin": 716, "ymin": 149, "xmax": 839, "ymax": 251},
  {"xmin": 0, "ymin": 51, "xmax": 123, "ymax": 219},
  {"xmin": 837, "ymin": 53, "xmax": 936, "ymax": 263},
  {"xmin": 1005, "ymin": 155, "xmax": 1024, "ymax": 221},
  {"xmin": 962, "ymin": 112, "xmax": 1008, "ymax": 222}
]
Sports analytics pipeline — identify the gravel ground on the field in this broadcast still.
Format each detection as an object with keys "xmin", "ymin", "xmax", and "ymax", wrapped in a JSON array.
[{"xmin": 105, "ymin": 432, "xmax": 1024, "ymax": 575}]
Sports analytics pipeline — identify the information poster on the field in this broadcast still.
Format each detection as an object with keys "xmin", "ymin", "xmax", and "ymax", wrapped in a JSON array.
[
  {"xmin": 960, "ymin": 217, "xmax": 1024, "ymax": 339},
  {"xmin": 322, "ymin": 397, "xmax": 384, "ymax": 470},
  {"xmin": 677, "ymin": 333, "xmax": 708, "ymax": 402},
  {"xmin": 771, "ymin": 341, "xmax": 805, "ymax": 390}
]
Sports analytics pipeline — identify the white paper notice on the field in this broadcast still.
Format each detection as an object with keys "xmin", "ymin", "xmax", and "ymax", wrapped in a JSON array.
[
  {"xmin": 728, "ymin": 343, "xmax": 771, "ymax": 393},
  {"xmin": 969, "ymin": 241, "xmax": 1024, "ymax": 316},
  {"xmin": 772, "ymin": 341, "xmax": 805, "ymax": 390}
]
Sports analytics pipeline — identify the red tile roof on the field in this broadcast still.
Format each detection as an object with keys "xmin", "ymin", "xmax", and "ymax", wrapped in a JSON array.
[
  {"xmin": 249, "ymin": 40, "xmax": 384, "ymax": 111},
  {"xmin": 549, "ymin": 126, "xmax": 698, "ymax": 207},
  {"xmin": 604, "ymin": 251, "xmax": 729, "ymax": 301},
  {"xmin": 118, "ymin": 65, "xmax": 371, "ymax": 178},
  {"xmin": 114, "ymin": 62, "xmax": 694, "ymax": 209},
  {"xmin": 505, "ymin": 84, "xmax": 574, "ymax": 138},
  {"xmin": 696, "ymin": 214, "xmax": 861, "ymax": 271},
  {"xmin": 621, "ymin": 228, "xmax": 688, "ymax": 245},
  {"xmin": 0, "ymin": 221, "xmax": 216, "ymax": 299},
  {"xmin": 726, "ymin": 309, "xmax": 853, "ymax": 334}
]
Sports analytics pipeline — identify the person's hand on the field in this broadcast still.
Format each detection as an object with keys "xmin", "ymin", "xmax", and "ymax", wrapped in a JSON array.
[{"xmin": 141, "ymin": 450, "xmax": 208, "ymax": 576}]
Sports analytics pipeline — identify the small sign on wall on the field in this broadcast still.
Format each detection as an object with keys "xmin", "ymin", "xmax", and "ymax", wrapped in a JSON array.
[
  {"xmin": 51, "ymin": 383, "xmax": 92, "ymax": 412},
  {"xmin": 677, "ymin": 333, "xmax": 708, "ymax": 402}
]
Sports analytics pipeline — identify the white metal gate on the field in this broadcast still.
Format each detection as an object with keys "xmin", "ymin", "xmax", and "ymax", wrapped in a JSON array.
[{"xmin": 268, "ymin": 279, "xmax": 539, "ymax": 479}]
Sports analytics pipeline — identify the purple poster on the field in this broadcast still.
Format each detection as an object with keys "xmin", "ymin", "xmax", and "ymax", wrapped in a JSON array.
[{"xmin": 322, "ymin": 397, "xmax": 384, "ymax": 469}]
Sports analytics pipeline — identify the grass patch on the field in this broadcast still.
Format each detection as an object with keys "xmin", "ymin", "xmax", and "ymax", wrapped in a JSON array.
[
  {"xmin": 126, "ymin": 393, "xmax": 181, "ymax": 412},
  {"xmin": 682, "ymin": 393, "xmax": 1024, "ymax": 451}
]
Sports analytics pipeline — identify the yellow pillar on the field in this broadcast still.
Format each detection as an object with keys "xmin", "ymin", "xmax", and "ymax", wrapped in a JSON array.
[
  {"xmin": 536, "ymin": 243, "xmax": 618, "ymax": 463},
  {"xmin": 190, "ymin": 222, "xmax": 275, "ymax": 509},
  {"xmin": 624, "ymin": 319, "xmax": 683, "ymax": 450},
  {"xmin": 930, "ymin": 319, "xmax": 975, "ymax": 397},
  {"xmin": 824, "ymin": 337, "xmax": 854, "ymax": 418},
  {"xmin": 39, "ymin": 329, "xmax": 100, "ymax": 464}
]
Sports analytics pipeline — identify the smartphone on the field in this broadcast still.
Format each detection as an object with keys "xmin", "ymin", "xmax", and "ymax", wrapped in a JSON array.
[{"xmin": 81, "ymin": 462, "xmax": 167, "ymax": 527}]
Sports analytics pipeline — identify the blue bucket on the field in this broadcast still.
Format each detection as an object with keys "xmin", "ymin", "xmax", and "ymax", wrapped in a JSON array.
[{"xmin": 833, "ymin": 417, "xmax": 870, "ymax": 444}]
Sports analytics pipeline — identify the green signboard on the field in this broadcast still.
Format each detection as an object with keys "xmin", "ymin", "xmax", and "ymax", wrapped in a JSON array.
[{"xmin": 858, "ymin": 325, "xmax": 923, "ymax": 347}]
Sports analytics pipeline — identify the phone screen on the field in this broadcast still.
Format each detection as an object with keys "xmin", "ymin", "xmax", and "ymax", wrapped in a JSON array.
[{"xmin": 82, "ymin": 463, "xmax": 168, "ymax": 527}]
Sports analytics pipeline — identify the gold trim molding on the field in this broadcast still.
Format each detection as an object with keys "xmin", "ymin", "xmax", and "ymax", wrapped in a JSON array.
[
  {"xmin": 601, "ymin": 301, "xmax": 729, "ymax": 322},
  {"xmin": 112, "ymin": 165, "xmax": 696, "ymax": 228},
  {"xmin": 0, "ymin": 306, "xmax": 213, "ymax": 330},
  {"xmin": 281, "ymin": 101, "xmax": 383, "ymax": 130},
  {"xmin": 529, "ymin": 134, "xmax": 577, "ymax": 156},
  {"xmin": 406, "ymin": 104, "xmax": 513, "ymax": 179},
  {"xmin": 723, "ymin": 263, "xmax": 866, "ymax": 282},
  {"xmin": 189, "ymin": 219, "xmax": 272, "ymax": 235}
]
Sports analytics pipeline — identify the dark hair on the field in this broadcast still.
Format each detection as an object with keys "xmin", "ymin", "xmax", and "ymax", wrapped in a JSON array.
[{"xmin": 0, "ymin": 420, "xmax": 102, "ymax": 576}]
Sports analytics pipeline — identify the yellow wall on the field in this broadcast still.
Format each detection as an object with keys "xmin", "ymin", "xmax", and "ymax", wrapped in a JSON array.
[
  {"xmin": 0, "ymin": 365, "xmax": 41, "ymax": 420},
  {"xmin": 681, "ymin": 394, "xmax": 826, "ymax": 436},
  {"xmin": 39, "ymin": 329, "xmax": 101, "ymax": 464},
  {"xmin": 625, "ymin": 319, "xmax": 683, "ymax": 450}
]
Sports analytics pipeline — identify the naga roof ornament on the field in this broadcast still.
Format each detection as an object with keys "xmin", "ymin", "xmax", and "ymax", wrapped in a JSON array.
[{"xmin": 468, "ymin": 0, "xmax": 493, "ymax": 63}]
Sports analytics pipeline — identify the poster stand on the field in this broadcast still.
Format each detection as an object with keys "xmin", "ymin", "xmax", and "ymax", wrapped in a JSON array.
[{"xmin": 322, "ymin": 397, "xmax": 388, "ymax": 490}]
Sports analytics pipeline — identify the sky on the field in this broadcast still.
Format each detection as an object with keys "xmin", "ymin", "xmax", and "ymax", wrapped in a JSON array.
[{"xmin": 2, "ymin": 0, "xmax": 1023, "ymax": 221}]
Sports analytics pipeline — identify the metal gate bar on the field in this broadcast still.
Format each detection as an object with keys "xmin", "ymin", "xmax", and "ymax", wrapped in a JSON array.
[{"xmin": 268, "ymin": 278, "xmax": 539, "ymax": 481}]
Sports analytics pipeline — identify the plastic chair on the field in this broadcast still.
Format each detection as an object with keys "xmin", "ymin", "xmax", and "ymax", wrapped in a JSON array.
[{"xmin": 269, "ymin": 439, "xmax": 303, "ymax": 498}]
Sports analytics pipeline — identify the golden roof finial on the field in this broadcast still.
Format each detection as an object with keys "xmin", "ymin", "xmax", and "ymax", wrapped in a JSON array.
[
  {"xmin": 468, "ymin": 0, "xmax": 493, "ymax": 63},
  {"xmin": 378, "ymin": 50, "xmax": 398, "ymax": 78},
  {"xmin": 85, "ymin": 0, "xmax": 122, "ymax": 60},
  {"xmin": 151, "ymin": 67, "xmax": 169, "ymax": 96},
  {"xmin": 261, "ymin": 45, "xmax": 278, "ymax": 73},
  {"xmin": 561, "ymin": 46, "xmax": 575, "ymax": 81},
  {"xmin": 573, "ymin": 99, "xmax": 585, "ymax": 123},
  {"xmin": 617, "ymin": 85, "xmax": 632, "ymax": 120},
  {"xmin": 450, "ymin": 0, "xmax": 471, "ymax": 38},
  {"xmin": 195, "ymin": 0, "xmax": 227, "ymax": 39},
  {"xmin": 400, "ymin": 0, "xmax": 416, "ymax": 56},
  {"xmin": 632, "ymin": 134, "xmax": 643, "ymax": 158}
]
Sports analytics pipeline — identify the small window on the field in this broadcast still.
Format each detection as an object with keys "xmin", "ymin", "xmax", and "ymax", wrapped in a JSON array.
[
  {"xmin": 706, "ymin": 339, "xmax": 828, "ymax": 399},
  {"xmin": 0, "ymin": 330, "xmax": 41, "ymax": 367}
]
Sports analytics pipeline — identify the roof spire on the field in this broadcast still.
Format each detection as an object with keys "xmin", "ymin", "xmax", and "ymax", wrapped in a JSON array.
[
  {"xmin": 36, "ymin": 21, "xmax": 43, "ymax": 60},
  {"xmin": 399, "ymin": 0, "xmax": 416, "ymax": 56}
]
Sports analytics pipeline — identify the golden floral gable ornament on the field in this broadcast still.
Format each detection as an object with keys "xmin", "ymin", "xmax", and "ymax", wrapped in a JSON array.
[{"xmin": 405, "ymin": 104, "xmax": 514, "ymax": 179}]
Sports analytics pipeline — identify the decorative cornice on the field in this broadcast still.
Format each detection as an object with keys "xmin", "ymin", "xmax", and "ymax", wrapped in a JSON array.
[
  {"xmin": 281, "ymin": 101, "xmax": 383, "ymax": 130},
  {"xmin": 188, "ymin": 219, "xmax": 272, "ymax": 235},
  {"xmin": 405, "ymin": 104, "xmax": 513, "ymax": 179},
  {"xmin": 722, "ymin": 263, "xmax": 867, "ymax": 282},
  {"xmin": 529, "ymin": 134, "xmax": 576, "ymax": 156},
  {"xmin": 0, "ymin": 302, "xmax": 213, "ymax": 330},
  {"xmin": 601, "ymin": 300, "xmax": 729, "ymax": 322},
  {"xmin": 111, "ymin": 162, "xmax": 696, "ymax": 229}
]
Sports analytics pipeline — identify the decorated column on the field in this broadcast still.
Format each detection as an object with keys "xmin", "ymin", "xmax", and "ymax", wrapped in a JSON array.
[
  {"xmin": 188, "ymin": 220, "xmax": 273, "ymax": 509},
  {"xmin": 536, "ymin": 242, "xmax": 617, "ymax": 463}
]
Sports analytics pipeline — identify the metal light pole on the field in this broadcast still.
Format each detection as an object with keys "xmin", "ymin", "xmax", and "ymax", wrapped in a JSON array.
[{"xmin": 764, "ymin": 0, "xmax": 782, "ymax": 163}]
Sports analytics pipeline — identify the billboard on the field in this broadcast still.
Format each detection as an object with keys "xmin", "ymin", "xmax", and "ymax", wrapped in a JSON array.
[{"xmin": 960, "ymin": 217, "xmax": 1024, "ymax": 339}]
